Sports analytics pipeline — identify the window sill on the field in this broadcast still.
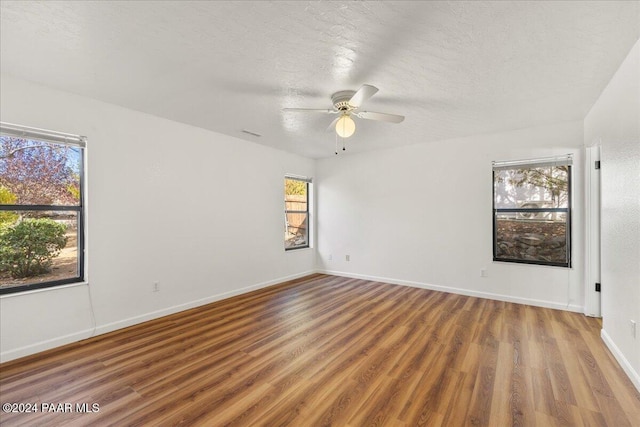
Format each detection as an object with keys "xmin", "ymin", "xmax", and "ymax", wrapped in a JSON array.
[
  {"xmin": 0, "ymin": 281, "xmax": 89, "ymax": 299},
  {"xmin": 492, "ymin": 259, "xmax": 571, "ymax": 269},
  {"xmin": 285, "ymin": 246, "xmax": 312, "ymax": 252}
]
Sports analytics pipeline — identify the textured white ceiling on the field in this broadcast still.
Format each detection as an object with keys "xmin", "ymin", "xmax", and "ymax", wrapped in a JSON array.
[{"xmin": 1, "ymin": 1, "xmax": 639, "ymax": 158}]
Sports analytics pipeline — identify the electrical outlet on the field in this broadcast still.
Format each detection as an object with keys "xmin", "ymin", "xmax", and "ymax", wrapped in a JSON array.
[
  {"xmin": 631, "ymin": 320, "xmax": 637, "ymax": 338},
  {"xmin": 345, "ymin": 255, "xmax": 350, "ymax": 261},
  {"xmin": 480, "ymin": 268, "xmax": 488, "ymax": 278},
  {"xmin": 153, "ymin": 282, "xmax": 160, "ymax": 292},
  {"xmin": 328, "ymin": 254, "xmax": 332, "ymax": 260}
]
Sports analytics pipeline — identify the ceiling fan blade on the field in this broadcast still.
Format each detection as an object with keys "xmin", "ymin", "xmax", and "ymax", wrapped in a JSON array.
[
  {"xmin": 356, "ymin": 111, "xmax": 405, "ymax": 123},
  {"xmin": 326, "ymin": 117, "xmax": 341, "ymax": 132},
  {"xmin": 282, "ymin": 108, "xmax": 337, "ymax": 114},
  {"xmin": 348, "ymin": 84, "xmax": 378, "ymax": 108}
]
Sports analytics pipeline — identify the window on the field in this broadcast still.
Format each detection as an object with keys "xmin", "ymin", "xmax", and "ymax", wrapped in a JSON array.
[
  {"xmin": 493, "ymin": 156, "xmax": 572, "ymax": 267},
  {"xmin": 284, "ymin": 176, "xmax": 310, "ymax": 250},
  {"xmin": 0, "ymin": 122, "xmax": 86, "ymax": 294}
]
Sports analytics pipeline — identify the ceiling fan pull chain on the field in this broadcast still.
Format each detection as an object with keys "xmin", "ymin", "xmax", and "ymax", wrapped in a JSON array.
[{"xmin": 335, "ymin": 132, "xmax": 338, "ymax": 155}]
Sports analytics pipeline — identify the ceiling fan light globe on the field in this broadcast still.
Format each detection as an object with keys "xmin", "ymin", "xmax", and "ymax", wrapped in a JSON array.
[{"xmin": 336, "ymin": 115, "xmax": 356, "ymax": 138}]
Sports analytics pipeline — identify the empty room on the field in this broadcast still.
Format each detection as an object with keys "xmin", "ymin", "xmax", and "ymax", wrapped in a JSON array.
[{"xmin": 1, "ymin": 1, "xmax": 639, "ymax": 425}]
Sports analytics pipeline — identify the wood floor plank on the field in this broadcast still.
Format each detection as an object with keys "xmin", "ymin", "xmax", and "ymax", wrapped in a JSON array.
[
  {"xmin": 489, "ymin": 342, "xmax": 515, "ymax": 426},
  {"xmin": 1, "ymin": 274, "xmax": 639, "ymax": 426},
  {"xmin": 466, "ymin": 334, "xmax": 500, "ymax": 425},
  {"xmin": 440, "ymin": 370, "xmax": 475, "ymax": 426}
]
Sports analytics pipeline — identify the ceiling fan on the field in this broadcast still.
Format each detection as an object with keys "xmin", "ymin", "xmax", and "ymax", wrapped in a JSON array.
[{"xmin": 283, "ymin": 84, "xmax": 405, "ymax": 139}]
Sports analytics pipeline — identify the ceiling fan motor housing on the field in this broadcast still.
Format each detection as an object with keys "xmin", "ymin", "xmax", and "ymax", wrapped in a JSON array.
[{"xmin": 332, "ymin": 90, "xmax": 357, "ymax": 111}]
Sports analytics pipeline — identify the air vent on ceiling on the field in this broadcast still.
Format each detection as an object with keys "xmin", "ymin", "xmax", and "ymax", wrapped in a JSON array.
[{"xmin": 241, "ymin": 129, "xmax": 261, "ymax": 137}]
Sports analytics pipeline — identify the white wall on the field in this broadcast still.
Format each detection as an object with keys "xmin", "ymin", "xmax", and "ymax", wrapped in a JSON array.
[
  {"xmin": 584, "ymin": 39, "xmax": 640, "ymax": 390},
  {"xmin": 316, "ymin": 121, "xmax": 585, "ymax": 311},
  {"xmin": 0, "ymin": 75, "xmax": 315, "ymax": 362}
]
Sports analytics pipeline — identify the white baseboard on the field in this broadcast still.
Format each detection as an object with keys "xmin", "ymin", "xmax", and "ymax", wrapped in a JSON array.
[
  {"xmin": 0, "ymin": 328, "xmax": 95, "ymax": 363},
  {"xmin": 601, "ymin": 329, "xmax": 640, "ymax": 392},
  {"xmin": 93, "ymin": 270, "xmax": 316, "ymax": 337},
  {"xmin": 318, "ymin": 269, "xmax": 584, "ymax": 313},
  {"xmin": 0, "ymin": 270, "xmax": 315, "ymax": 363}
]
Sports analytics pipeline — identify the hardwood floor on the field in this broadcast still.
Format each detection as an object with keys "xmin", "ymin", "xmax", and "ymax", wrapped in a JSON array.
[{"xmin": 1, "ymin": 274, "xmax": 639, "ymax": 426}]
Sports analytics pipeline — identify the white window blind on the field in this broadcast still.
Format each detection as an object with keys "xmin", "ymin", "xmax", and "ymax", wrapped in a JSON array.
[
  {"xmin": 0, "ymin": 122, "xmax": 86, "ymax": 148},
  {"xmin": 492, "ymin": 154, "xmax": 572, "ymax": 171}
]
